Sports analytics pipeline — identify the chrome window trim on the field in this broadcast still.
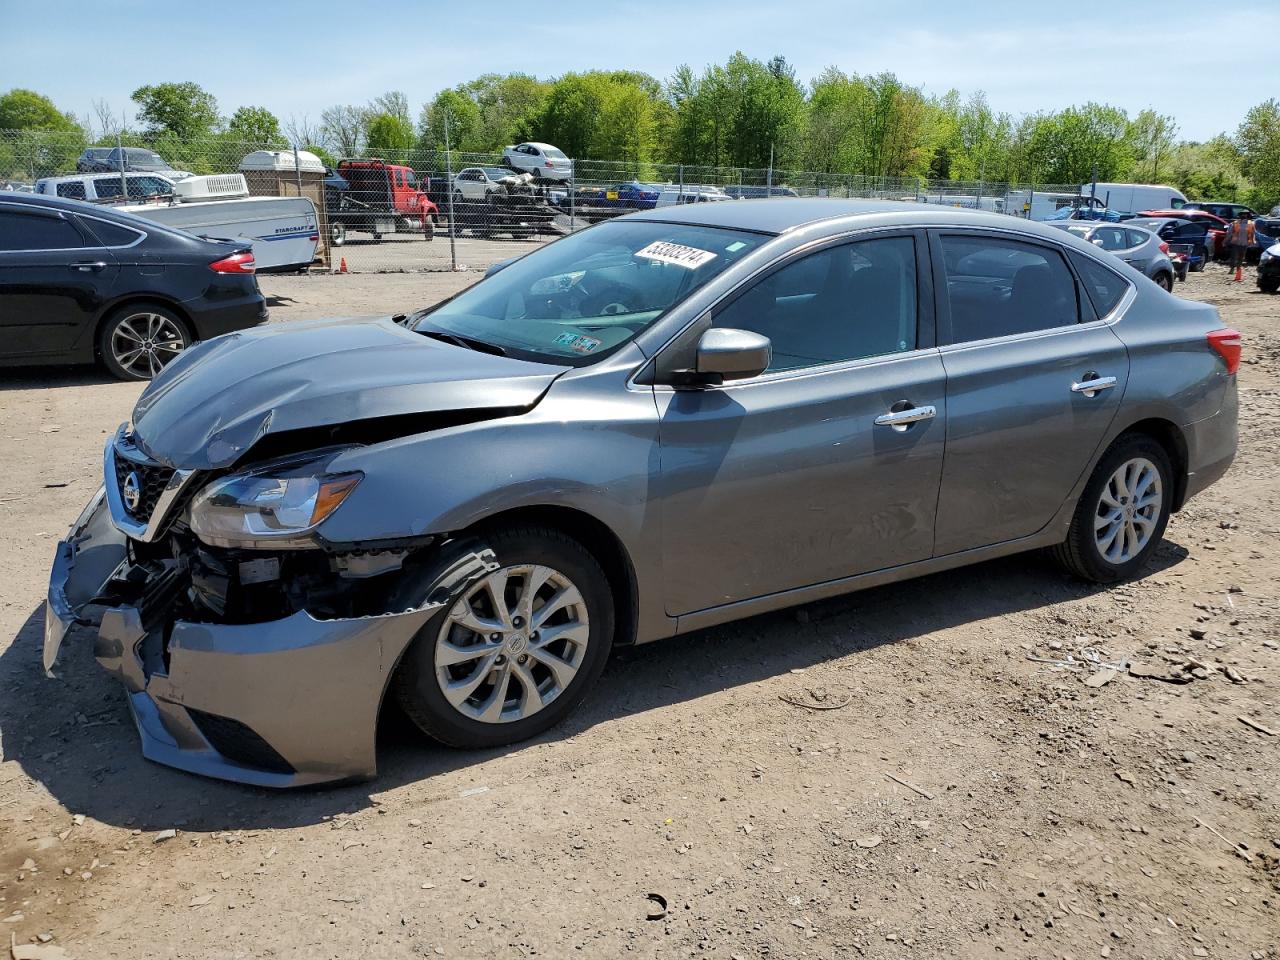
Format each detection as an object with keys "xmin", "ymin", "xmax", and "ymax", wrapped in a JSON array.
[
  {"xmin": 631, "ymin": 222, "xmax": 925, "ymax": 391},
  {"xmin": 0, "ymin": 200, "xmax": 148, "ymax": 251}
]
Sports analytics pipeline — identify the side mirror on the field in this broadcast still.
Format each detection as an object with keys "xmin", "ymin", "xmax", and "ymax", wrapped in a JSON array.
[{"xmin": 690, "ymin": 327, "xmax": 771, "ymax": 384}]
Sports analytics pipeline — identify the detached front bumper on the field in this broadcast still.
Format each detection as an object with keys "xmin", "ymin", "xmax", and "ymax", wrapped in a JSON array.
[{"xmin": 44, "ymin": 490, "xmax": 493, "ymax": 788}]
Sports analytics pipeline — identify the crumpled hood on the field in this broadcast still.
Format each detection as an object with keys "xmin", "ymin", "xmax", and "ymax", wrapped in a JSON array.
[{"xmin": 131, "ymin": 317, "xmax": 565, "ymax": 469}]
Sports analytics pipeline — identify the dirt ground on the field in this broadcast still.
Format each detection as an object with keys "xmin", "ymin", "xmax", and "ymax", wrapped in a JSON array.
[{"xmin": 0, "ymin": 265, "xmax": 1276, "ymax": 960}]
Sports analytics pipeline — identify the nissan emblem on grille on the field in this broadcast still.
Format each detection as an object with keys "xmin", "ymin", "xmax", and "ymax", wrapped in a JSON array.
[{"xmin": 122, "ymin": 471, "xmax": 142, "ymax": 512}]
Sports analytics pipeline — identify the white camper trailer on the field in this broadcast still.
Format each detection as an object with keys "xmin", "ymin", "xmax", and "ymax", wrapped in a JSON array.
[{"xmin": 121, "ymin": 173, "xmax": 319, "ymax": 272}]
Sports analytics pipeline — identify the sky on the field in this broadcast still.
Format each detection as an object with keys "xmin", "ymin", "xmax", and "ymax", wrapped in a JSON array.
[{"xmin": 2, "ymin": 0, "xmax": 1277, "ymax": 143}]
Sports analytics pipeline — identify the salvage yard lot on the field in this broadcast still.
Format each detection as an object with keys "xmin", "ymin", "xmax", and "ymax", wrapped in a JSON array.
[{"xmin": 0, "ymin": 268, "xmax": 1276, "ymax": 959}]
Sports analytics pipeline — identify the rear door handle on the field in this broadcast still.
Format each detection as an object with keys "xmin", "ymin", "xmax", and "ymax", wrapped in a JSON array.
[
  {"xmin": 1071, "ymin": 375, "xmax": 1118, "ymax": 397},
  {"xmin": 874, "ymin": 405, "xmax": 937, "ymax": 431},
  {"xmin": 71, "ymin": 261, "xmax": 107, "ymax": 273}
]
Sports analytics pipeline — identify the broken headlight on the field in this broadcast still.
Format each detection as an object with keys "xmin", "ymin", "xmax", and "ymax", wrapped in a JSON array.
[{"xmin": 189, "ymin": 457, "xmax": 362, "ymax": 549}]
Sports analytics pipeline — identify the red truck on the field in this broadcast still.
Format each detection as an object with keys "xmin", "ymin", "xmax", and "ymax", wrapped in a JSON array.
[{"xmin": 326, "ymin": 159, "xmax": 438, "ymax": 245}]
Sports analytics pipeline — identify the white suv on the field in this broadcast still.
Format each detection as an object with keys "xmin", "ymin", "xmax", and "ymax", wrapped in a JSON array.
[{"xmin": 502, "ymin": 142, "xmax": 573, "ymax": 182}]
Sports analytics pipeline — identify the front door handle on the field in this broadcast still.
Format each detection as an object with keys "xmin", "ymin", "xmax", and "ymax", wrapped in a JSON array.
[
  {"xmin": 1071, "ymin": 375, "xmax": 1118, "ymax": 398},
  {"xmin": 71, "ymin": 261, "xmax": 107, "ymax": 273},
  {"xmin": 874, "ymin": 404, "xmax": 937, "ymax": 432}
]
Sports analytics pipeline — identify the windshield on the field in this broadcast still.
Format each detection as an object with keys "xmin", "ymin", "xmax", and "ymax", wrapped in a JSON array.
[{"xmin": 412, "ymin": 220, "xmax": 767, "ymax": 365}]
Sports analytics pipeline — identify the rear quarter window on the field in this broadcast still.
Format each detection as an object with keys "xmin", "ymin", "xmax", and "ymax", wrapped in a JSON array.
[
  {"xmin": 1069, "ymin": 251, "xmax": 1130, "ymax": 317},
  {"xmin": 56, "ymin": 181, "xmax": 87, "ymax": 200}
]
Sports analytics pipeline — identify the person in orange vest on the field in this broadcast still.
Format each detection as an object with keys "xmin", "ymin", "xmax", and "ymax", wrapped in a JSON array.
[{"xmin": 1227, "ymin": 212, "xmax": 1255, "ymax": 282}]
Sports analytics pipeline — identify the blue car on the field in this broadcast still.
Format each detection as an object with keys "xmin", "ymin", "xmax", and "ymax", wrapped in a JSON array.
[{"xmin": 576, "ymin": 181, "xmax": 660, "ymax": 211}]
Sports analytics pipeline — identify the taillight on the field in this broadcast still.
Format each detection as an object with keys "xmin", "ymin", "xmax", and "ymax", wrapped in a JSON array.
[
  {"xmin": 1207, "ymin": 328, "xmax": 1242, "ymax": 375},
  {"xmin": 210, "ymin": 251, "xmax": 255, "ymax": 274},
  {"xmin": 1159, "ymin": 241, "xmax": 1170, "ymax": 254}
]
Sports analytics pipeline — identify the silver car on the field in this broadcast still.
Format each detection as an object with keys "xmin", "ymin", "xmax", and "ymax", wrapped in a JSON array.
[
  {"xmin": 1047, "ymin": 220, "xmax": 1176, "ymax": 290},
  {"xmin": 45, "ymin": 200, "xmax": 1240, "ymax": 786}
]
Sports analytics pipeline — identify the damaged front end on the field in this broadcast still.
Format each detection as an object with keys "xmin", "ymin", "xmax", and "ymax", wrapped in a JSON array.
[{"xmin": 45, "ymin": 429, "xmax": 496, "ymax": 788}]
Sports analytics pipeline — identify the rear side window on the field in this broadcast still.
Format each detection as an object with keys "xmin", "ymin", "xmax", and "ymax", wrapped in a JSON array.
[
  {"xmin": 94, "ymin": 177, "xmax": 124, "ymax": 199},
  {"xmin": 56, "ymin": 181, "xmax": 86, "ymax": 200},
  {"xmin": 1069, "ymin": 252, "xmax": 1130, "ymax": 317},
  {"xmin": 1126, "ymin": 229, "xmax": 1152, "ymax": 247},
  {"xmin": 939, "ymin": 235, "xmax": 1079, "ymax": 343},
  {"xmin": 78, "ymin": 216, "xmax": 142, "ymax": 247},
  {"xmin": 0, "ymin": 210, "xmax": 85, "ymax": 251}
]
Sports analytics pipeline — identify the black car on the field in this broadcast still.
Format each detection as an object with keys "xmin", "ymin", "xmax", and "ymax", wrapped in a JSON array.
[
  {"xmin": 1259, "ymin": 241, "xmax": 1279, "ymax": 293},
  {"xmin": 0, "ymin": 193, "xmax": 267, "ymax": 381},
  {"xmin": 78, "ymin": 147, "xmax": 181, "ymax": 176}
]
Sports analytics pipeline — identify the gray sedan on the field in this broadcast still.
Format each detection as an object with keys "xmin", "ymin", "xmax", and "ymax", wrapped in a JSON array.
[
  {"xmin": 45, "ymin": 200, "xmax": 1240, "ymax": 786},
  {"xmin": 1047, "ymin": 220, "xmax": 1176, "ymax": 290}
]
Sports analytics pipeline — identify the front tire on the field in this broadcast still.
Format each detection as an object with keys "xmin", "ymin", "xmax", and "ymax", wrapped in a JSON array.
[
  {"xmin": 98, "ymin": 303, "xmax": 192, "ymax": 381},
  {"xmin": 394, "ymin": 526, "xmax": 614, "ymax": 749},
  {"xmin": 1052, "ymin": 434, "xmax": 1173, "ymax": 583}
]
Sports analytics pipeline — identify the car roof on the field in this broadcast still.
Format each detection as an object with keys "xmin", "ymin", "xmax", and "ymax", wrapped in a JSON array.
[
  {"xmin": 517, "ymin": 142, "xmax": 557, "ymax": 150},
  {"xmin": 37, "ymin": 172, "xmax": 155, "ymax": 184},
  {"xmin": 0, "ymin": 190, "xmax": 195, "ymax": 235},
  {"xmin": 622, "ymin": 197, "xmax": 1068, "ymax": 237}
]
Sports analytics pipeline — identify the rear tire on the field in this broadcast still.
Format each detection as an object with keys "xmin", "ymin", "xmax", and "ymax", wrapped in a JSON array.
[
  {"xmin": 1260, "ymin": 277, "xmax": 1279, "ymax": 294},
  {"xmin": 1190, "ymin": 248, "xmax": 1206, "ymax": 272},
  {"xmin": 393, "ymin": 526, "xmax": 614, "ymax": 750},
  {"xmin": 98, "ymin": 303, "xmax": 192, "ymax": 381},
  {"xmin": 1154, "ymin": 271, "xmax": 1173, "ymax": 292},
  {"xmin": 1052, "ymin": 434, "xmax": 1173, "ymax": 583}
]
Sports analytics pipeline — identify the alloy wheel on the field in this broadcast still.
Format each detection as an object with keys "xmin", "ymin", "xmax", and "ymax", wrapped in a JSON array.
[
  {"xmin": 434, "ymin": 564, "xmax": 590, "ymax": 724},
  {"xmin": 1094, "ymin": 457, "xmax": 1162, "ymax": 564},
  {"xmin": 110, "ymin": 312, "xmax": 187, "ymax": 378}
]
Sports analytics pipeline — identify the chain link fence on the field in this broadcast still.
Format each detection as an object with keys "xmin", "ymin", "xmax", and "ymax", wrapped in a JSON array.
[{"xmin": 0, "ymin": 129, "xmax": 1082, "ymax": 275}]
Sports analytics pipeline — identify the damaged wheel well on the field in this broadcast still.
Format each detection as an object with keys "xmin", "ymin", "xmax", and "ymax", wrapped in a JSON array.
[{"xmin": 469, "ymin": 506, "xmax": 639, "ymax": 647}]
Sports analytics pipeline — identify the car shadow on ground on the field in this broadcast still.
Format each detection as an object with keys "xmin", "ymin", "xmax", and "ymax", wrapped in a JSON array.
[
  {"xmin": 0, "ymin": 366, "xmax": 118, "ymax": 391},
  {"xmin": 1, "ymin": 540, "xmax": 1188, "ymax": 833}
]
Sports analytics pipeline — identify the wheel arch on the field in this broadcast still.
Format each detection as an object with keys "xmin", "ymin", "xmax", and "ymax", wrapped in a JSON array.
[
  {"xmin": 91, "ymin": 295, "xmax": 196, "ymax": 359},
  {"xmin": 1111, "ymin": 417, "xmax": 1189, "ymax": 511},
  {"xmin": 465, "ymin": 504, "xmax": 640, "ymax": 648}
]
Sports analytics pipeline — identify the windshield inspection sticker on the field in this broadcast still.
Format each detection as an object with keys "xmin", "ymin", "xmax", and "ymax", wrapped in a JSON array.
[
  {"xmin": 553, "ymin": 332, "xmax": 579, "ymax": 346},
  {"xmin": 635, "ymin": 240, "xmax": 718, "ymax": 269},
  {"xmin": 569, "ymin": 336, "xmax": 602, "ymax": 354}
]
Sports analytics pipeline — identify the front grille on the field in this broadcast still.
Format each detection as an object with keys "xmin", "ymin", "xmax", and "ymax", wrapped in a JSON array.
[
  {"xmin": 112, "ymin": 451, "xmax": 174, "ymax": 525},
  {"xmin": 187, "ymin": 708, "xmax": 295, "ymax": 775}
]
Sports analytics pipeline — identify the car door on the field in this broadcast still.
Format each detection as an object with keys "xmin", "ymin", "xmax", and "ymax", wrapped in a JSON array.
[
  {"xmin": 0, "ymin": 203, "xmax": 119, "ymax": 360},
  {"xmin": 930, "ymin": 231, "xmax": 1130, "ymax": 556},
  {"xmin": 655, "ymin": 231, "xmax": 947, "ymax": 616}
]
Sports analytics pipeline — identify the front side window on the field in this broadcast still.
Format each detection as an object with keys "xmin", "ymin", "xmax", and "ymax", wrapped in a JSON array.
[
  {"xmin": 940, "ymin": 235, "xmax": 1079, "ymax": 343},
  {"xmin": 413, "ymin": 220, "xmax": 766, "ymax": 366},
  {"xmin": 0, "ymin": 211, "xmax": 85, "ymax": 251},
  {"xmin": 711, "ymin": 236, "xmax": 918, "ymax": 372}
]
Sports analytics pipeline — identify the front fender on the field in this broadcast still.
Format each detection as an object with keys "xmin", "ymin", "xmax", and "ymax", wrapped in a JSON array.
[{"xmin": 317, "ymin": 352, "xmax": 669, "ymax": 640}]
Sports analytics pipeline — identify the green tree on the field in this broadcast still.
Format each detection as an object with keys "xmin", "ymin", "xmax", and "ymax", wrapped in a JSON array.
[
  {"xmin": 1128, "ymin": 110, "xmax": 1178, "ymax": 182},
  {"xmin": 365, "ymin": 112, "xmax": 416, "ymax": 156},
  {"xmin": 1236, "ymin": 99, "xmax": 1280, "ymax": 210},
  {"xmin": 418, "ymin": 89, "xmax": 483, "ymax": 152},
  {"xmin": 227, "ymin": 105, "xmax": 286, "ymax": 147},
  {"xmin": 131, "ymin": 81, "xmax": 220, "ymax": 139},
  {"xmin": 0, "ymin": 88, "xmax": 78, "ymax": 130}
]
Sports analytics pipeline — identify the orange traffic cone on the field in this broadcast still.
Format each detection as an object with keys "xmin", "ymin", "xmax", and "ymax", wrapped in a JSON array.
[
  {"xmin": 339, "ymin": 257, "xmax": 348, "ymax": 274},
  {"xmin": 1234, "ymin": 265, "xmax": 1244, "ymax": 282}
]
